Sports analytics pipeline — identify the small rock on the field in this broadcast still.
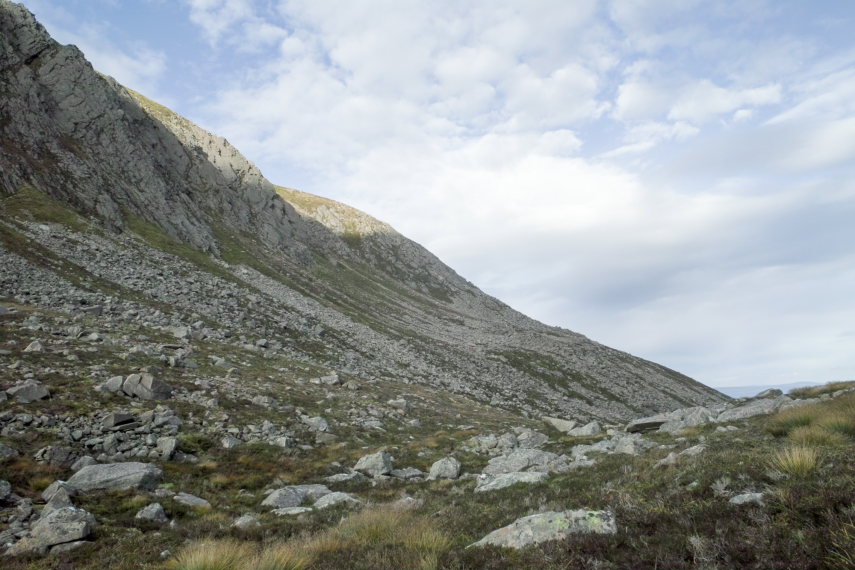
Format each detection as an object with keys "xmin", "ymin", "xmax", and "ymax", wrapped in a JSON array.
[
  {"xmin": 174, "ymin": 493, "xmax": 210, "ymax": 509},
  {"xmin": 233, "ymin": 514, "xmax": 260, "ymax": 529},
  {"xmin": 272, "ymin": 506, "xmax": 312, "ymax": 516},
  {"xmin": 23, "ymin": 340, "xmax": 44, "ymax": 353},
  {"xmin": 135, "ymin": 503, "xmax": 168, "ymax": 523},
  {"xmin": 314, "ymin": 492, "xmax": 360, "ymax": 510},
  {"xmin": 729, "ymin": 492, "xmax": 764, "ymax": 506}
]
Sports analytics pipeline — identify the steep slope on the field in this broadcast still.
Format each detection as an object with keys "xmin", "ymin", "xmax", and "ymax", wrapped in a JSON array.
[{"xmin": 0, "ymin": 1, "xmax": 728, "ymax": 421}]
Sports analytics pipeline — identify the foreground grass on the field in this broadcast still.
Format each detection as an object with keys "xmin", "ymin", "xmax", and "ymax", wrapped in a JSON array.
[
  {"xmin": 168, "ymin": 506, "xmax": 449, "ymax": 570},
  {"xmin": 5, "ymin": 369, "xmax": 855, "ymax": 569}
]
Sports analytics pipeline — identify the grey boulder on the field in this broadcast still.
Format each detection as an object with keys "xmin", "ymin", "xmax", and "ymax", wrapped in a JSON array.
[
  {"xmin": 66, "ymin": 462, "xmax": 163, "ymax": 492},
  {"xmin": 428, "ymin": 457, "xmax": 461, "ymax": 480},
  {"xmin": 136, "ymin": 502, "xmax": 168, "ymax": 523},
  {"xmin": 314, "ymin": 491, "xmax": 361, "ymax": 510},
  {"xmin": 470, "ymin": 510, "xmax": 616, "ymax": 549},
  {"xmin": 262, "ymin": 484, "xmax": 331, "ymax": 509},
  {"xmin": 7, "ymin": 381, "xmax": 50, "ymax": 403},
  {"xmin": 8, "ymin": 506, "xmax": 95, "ymax": 555},
  {"xmin": 475, "ymin": 472, "xmax": 549, "ymax": 493},
  {"xmin": 543, "ymin": 416, "xmax": 577, "ymax": 434},
  {"xmin": 354, "ymin": 450, "xmax": 393, "ymax": 477}
]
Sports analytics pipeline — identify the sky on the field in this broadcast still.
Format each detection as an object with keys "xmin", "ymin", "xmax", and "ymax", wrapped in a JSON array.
[{"xmin": 20, "ymin": 0, "xmax": 855, "ymax": 389}]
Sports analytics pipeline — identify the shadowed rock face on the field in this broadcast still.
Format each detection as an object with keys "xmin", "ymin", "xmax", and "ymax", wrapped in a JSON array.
[{"xmin": 0, "ymin": 1, "xmax": 729, "ymax": 421}]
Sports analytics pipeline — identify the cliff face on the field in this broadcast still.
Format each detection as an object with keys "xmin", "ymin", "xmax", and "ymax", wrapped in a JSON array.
[{"xmin": 0, "ymin": 1, "xmax": 728, "ymax": 421}]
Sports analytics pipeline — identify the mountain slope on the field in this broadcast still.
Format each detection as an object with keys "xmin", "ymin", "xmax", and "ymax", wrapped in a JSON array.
[{"xmin": 0, "ymin": 1, "xmax": 727, "ymax": 421}]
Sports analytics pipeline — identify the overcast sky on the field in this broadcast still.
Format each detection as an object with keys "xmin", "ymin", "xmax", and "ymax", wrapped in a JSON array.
[{"xmin": 21, "ymin": 0, "xmax": 855, "ymax": 389}]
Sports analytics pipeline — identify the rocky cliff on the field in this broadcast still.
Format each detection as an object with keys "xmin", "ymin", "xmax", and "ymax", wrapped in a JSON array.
[{"xmin": 0, "ymin": 1, "xmax": 728, "ymax": 421}]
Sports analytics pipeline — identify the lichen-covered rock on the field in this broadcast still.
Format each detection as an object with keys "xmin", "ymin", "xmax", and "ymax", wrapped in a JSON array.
[{"xmin": 470, "ymin": 510, "xmax": 617, "ymax": 549}]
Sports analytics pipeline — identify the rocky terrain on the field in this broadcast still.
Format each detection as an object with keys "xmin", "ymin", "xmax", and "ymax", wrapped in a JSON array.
[{"xmin": 5, "ymin": 3, "xmax": 854, "ymax": 569}]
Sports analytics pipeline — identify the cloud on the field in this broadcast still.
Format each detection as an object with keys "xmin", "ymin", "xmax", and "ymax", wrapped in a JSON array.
[
  {"xmin": 184, "ymin": 0, "xmax": 287, "ymax": 51},
  {"xmin": 668, "ymin": 80, "xmax": 781, "ymax": 124}
]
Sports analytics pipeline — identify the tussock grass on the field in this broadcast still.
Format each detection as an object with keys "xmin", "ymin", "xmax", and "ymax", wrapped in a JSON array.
[
  {"xmin": 167, "ymin": 539, "xmax": 255, "ymax": 570},
  {"xmin": 817, "ymin": 410, "xmax": 855, "ymax": 437},
  {"xmin": 766, "ymin": 393, "xmax": 855, "ymax": 447},
  {"xmin": 770, "ymin": 445, "xmax": 820, "ymax": 477},
  {"xmin": 167, "ymin": 506, "xmax": 449, "ymax": 570},
  {"xmin": 789, "ymin": 425, "xmax": 848, "ymax": 446},
  {"xmin": 766, "ymin": 406, "xmax": 816, "ymax": 436}
]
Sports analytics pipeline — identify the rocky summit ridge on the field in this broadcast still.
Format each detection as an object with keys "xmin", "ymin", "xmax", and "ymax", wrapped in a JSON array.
[{"xmin": 0, "ymin": 1, "xmax": 726, "ymax": 422}]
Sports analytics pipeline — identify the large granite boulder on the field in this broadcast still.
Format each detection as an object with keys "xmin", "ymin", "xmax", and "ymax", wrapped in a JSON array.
[{"xmin": 66, "ymin": 462, "xmax": 162, "ymax": 492}]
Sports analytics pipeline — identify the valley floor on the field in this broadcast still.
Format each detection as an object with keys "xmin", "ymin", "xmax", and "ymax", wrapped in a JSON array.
[{"xmin": 1, "ymin": 299, "xmax": 854, "ymax": 569}]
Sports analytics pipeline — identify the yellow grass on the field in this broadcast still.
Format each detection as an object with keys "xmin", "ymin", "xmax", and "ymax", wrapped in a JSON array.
[{"xmin": 770, "ymin": 445, "xmax": 820, "ymax": 477}]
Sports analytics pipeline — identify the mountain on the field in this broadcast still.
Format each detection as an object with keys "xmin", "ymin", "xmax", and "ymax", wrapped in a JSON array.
[{"xmin": 0, "ymin": 0, "xmax": 726, "ymax": 422}]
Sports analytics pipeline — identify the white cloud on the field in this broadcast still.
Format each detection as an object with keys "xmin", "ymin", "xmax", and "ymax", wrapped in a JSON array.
[
  {"xmin": 668, "ymin": 80, "xmax": 781, "ymax": 124},
  {"xmin": 184, "ymin": 0, "xmax": 287, "ymax": 51}
]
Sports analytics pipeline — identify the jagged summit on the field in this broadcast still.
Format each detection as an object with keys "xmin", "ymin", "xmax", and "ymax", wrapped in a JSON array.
[{"xmin": 0, "ymin": 1, "xmax": 727, "ymax": 421}]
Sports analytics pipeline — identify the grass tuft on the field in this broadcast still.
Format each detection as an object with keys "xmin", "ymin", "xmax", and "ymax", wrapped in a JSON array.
[
  {"xmin": 166, "ymin": 539, "xmax": 255, "ymax": 570},
  {"xmin": 770, "ymin": 445, "xmax": 820, "ymax": 478}
]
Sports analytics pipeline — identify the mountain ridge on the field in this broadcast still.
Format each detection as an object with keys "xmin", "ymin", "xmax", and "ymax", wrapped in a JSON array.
[{"xmin": 0, "ymin": 0, "xmax": 727, "ymax": 422}]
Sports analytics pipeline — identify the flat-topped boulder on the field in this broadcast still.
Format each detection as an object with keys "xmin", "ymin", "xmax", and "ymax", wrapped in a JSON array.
[
  {"xmin": 470, "ymin": 509, "xmax": 617, "ymax": 549},
  {"xmin": 66, "ymin": 462, "xmax": 163, "ymax": 492}
]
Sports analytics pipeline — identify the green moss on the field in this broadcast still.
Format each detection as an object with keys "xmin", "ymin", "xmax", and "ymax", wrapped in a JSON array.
[{"xmin": 0, "ymin": 184, "xmax": 88, "ymax": 231}]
